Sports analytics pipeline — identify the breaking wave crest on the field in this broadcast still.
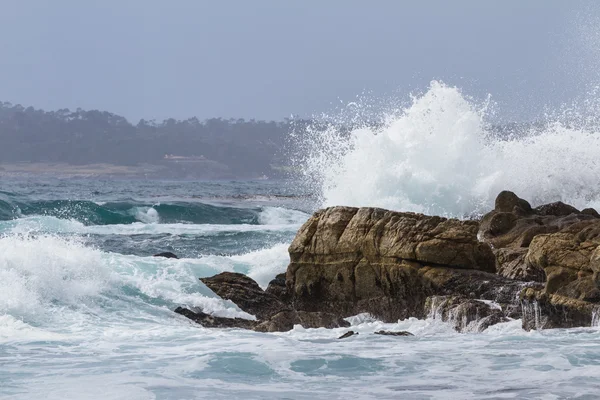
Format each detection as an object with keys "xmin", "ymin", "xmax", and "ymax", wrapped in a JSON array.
[{"xmin": 298, "ymin": 80, "xmax": 600, "ymax": 217}]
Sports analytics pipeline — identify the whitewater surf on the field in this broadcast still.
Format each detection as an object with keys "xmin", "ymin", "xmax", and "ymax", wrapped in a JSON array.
[{"xmin": 4, "ymin": 82, "xmax": 600, "ymax": 398}]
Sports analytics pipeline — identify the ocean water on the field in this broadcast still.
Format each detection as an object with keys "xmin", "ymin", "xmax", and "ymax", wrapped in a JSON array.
[{"xmin": 4, "ymin": 83, "xmax": 600, "ymax": 399}]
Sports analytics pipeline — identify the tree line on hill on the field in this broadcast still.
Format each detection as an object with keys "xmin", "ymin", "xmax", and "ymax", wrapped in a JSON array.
[{"xmin": 0, "ymin": 102, "xmax": 318, "ymax": 178}]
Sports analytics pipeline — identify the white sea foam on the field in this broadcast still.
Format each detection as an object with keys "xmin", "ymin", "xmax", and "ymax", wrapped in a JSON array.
[
  {"xmin": 232, "ymin": 243, "xmax": 291, "ymax": 288},
  {"xmin": 300, "ymin": 80, "xmax": 600, "ymax": 216},
  {"xmin": 0, "ymin": 234, "xmax": 260, "ymax": 328},
  {"xmin": 0, "ymin": 216, "xmax": 302, "ymax": 236},
  {"xmin": 257, "ymin": 206, "xmax": 309, "ymax": 226},
  {"xmin": 132, "ymin": 206, "xmax": 160, "ymax": 224}
]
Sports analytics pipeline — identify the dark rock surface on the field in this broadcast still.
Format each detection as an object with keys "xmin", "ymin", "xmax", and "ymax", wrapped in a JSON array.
[
  {"xmin": 374, "ymin": 330, "xmax": 414, "ymax": 337},
  {"xmin": 153, "ymin": 252, "xmax": 179, "ymax": 259},
  {"xmin": 200, "ymin": 272, "xmax": 288, "ymax": 320},
  {"xmin": 174, "ymin": 307, "xmax": 256, "ymax": 330},
  {"xmin": 338, "ymin": 331, "xmax": 358, "ymax": 339}
]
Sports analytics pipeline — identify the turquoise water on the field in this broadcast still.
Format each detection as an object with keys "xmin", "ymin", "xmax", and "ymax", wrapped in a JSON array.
[{"xmin": 2, "ymin": 179, "xmax": 600, "ymax": 399}]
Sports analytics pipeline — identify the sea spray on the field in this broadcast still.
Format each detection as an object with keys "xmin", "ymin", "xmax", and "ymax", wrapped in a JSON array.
[{"xmin": 297, "ymin": 80, "xmax": 600, "ymax": 217}]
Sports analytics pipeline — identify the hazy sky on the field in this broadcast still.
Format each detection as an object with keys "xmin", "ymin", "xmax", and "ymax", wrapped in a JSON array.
[{"xmin": 1, "ymin": 1, "xmax": 599, "ymax": 122}]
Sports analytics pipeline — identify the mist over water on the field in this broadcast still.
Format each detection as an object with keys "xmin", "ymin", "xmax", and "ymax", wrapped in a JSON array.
[{"xmin": 298, "ymin": 80, "xmax": 600, "ymax": 217}]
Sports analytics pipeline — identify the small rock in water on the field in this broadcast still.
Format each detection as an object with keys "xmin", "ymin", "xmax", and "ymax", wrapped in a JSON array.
[
  {"xmin": 153, "ymin": 252, "xmax": 179, "ymax": 259},
  {"xmin": 374, "ymin": 330, "xmax": 414, "ymax": 337},
  {"xmin": 338, "ymin": 331, "xmax": 358, "ymax": 339}
]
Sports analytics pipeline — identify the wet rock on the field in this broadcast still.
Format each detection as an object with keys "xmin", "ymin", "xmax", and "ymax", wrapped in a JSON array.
[
  {"xmin": 526, "ymin": 221, "xmax": 600, "ymax": 302},
  {"xmin": 520, "ymin": 288, "xmax": 599, "ymax": 330},
  {"xmin": 174, "ymin": 307, "xmax": 256, "ymax": 329},
  {"xmin": 535, "ymin": 201, "xmax": 581, "ymax": 217},
  {"xmin": 153, "ymin": 252, "xmax": 179, "ymax": 259},
  {"xmin": 426, "ymin": 295, "xmax": 509, "ymax": 332},
  {"xmin": 200, "ymin": 272, "xmax": 288, "ymax": 320},
  {"xmin": 264, "ymin": 273, "xmax": 291, "ymax": 304},
  {"xmin": 338, "ymin": 331, "xmax": 357, "ymax": 339},
  {"xmin": 253, "ymin": 310, "xmax": 350, "ymax": 333},
  {"xmin": 374, "ymin": 330, "xmax": 414, "ymax": 336},
  {"xmin": 494, "ymin": 190, "xmax": 532, "ymax": 213},
  {"xmin": 287, "ymin": 206, "xmax": 496, "ymax": 323}
]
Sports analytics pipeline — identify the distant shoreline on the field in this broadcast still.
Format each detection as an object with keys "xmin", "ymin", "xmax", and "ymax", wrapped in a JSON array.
[{"xmin": 0, "ymin": 162, "xmax": 278, "ymax": 180}]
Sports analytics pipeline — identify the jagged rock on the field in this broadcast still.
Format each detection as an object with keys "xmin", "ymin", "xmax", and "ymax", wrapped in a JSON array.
[
  {"xmin": 253, "ymin": 310, "xmax": 350, "ymax": 332},
  {"xmin": 479, "ymin": 191, "xmax": 598, "ymax": 249},
  {"xmin": 526, "ymin": 221, "xmax": 600, "ymax": 302},
  {"xmin": 174, "ymin": 307, "xmax": 257, "ymax": 329},
  {"xmin": 374, "ymin": 330, "xmax": 414, "ymax": 336},
  {"xmin": 426, "ymin": 295, "xmax": 509, "ymax": 332},
  {"xmin": 200, "ymin": 272, "xmax": 288, "ymax": 320},
  {"xmin": 287, "ymin": 206, "xmax": 498, "ymax": 323},
  {"xmin": 177, "ymin": 192, "xmax": 600, "ymax": 333},
  {"xmin": 520, "ymin": 288, "xmax": 599, "ymax": 330},
  {"xmin": 338, "ymin": 331, "xmax": 357, "ymax": 339},
  {"xmin": 153, "ymin": 251, "xmax": 179, "ymax": 259},
  {"xmin": 494, "ymin": 190, "xmax": 533, "ymax": 213},
  {"xmin": 535, "ymin": 201, "xmax": 581, "ymax": 217},
  {"xmin": 264, "ymin": 273, "xmax": 290, "ymax": 304},
  {"xmin": 494, "ymin": 248, "xmax": 545, "ymax": 282}
]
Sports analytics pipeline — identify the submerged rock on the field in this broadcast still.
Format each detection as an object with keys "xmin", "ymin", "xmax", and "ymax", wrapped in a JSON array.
[
  {"xmin": 374, "ymin": 330, "xmax": 414, "ymax": 337},
  {"xmin": 254, "ymin": 310, "xmax": 350, "ymax": 332},
  {"xmin": 153, "ymin": 251, "xmax": 179, "ymax": 259},
  {"xmin": 174, "ymin": 307, "xmax": 256, "ymax": 330},
  {"xmin": 338, "ymin": 331, "xmax": 357, "ymax": 339}
]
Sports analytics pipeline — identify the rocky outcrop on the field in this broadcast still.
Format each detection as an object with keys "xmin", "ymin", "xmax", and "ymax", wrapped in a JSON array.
[
  {"xmin": 286, "ymin": 207, "xmax": 499, "ymax": 323},
  {"xmin": 478, "ymin": 191, "xmax": 598, "ymax": 282},
  {"xmin": 177, "ymin": 191, "xmax": 600, "ymax": 333}
]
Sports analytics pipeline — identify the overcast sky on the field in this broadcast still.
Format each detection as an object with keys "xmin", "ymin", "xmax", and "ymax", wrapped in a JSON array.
[{"xmin": 1, "ymin": 1, "xmax": 599, "ymax": 122}]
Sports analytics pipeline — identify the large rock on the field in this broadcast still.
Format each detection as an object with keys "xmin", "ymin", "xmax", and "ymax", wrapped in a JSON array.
[
  {"xmin": 286, "ymin": 207, "xmax": 503, "ymax": 323},
  {"xmin": 479, "ymin": 191, "xmax": 600, "ymax": 329}
]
